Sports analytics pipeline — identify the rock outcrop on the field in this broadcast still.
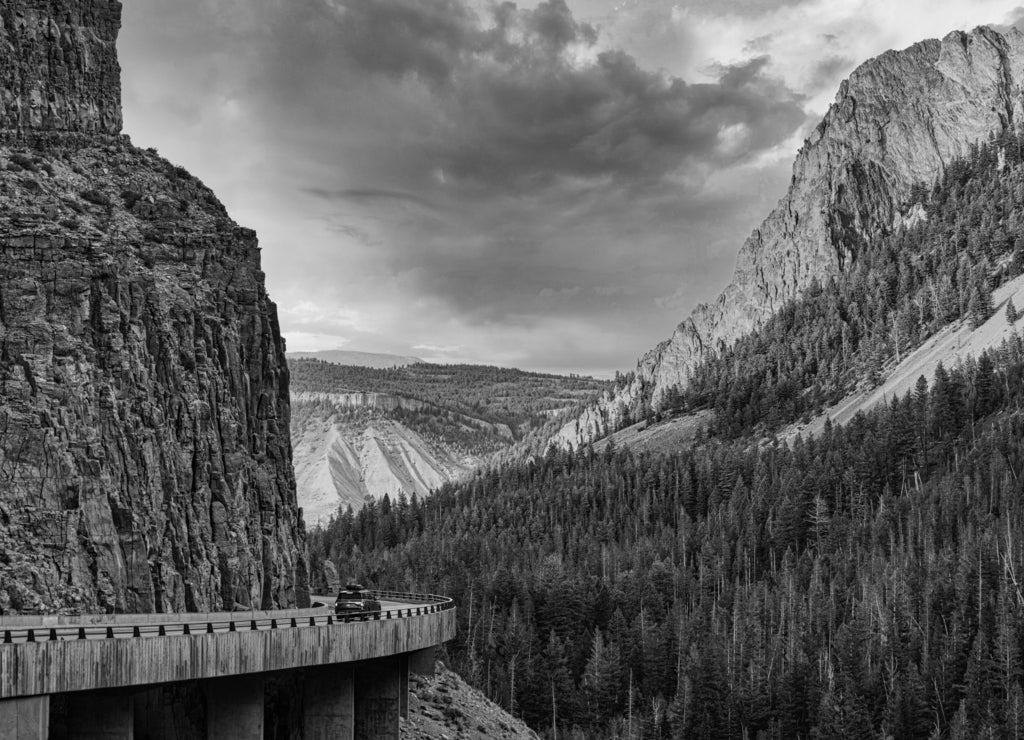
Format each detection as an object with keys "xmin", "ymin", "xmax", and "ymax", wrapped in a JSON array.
[
  {"xmin": 0, "ymin": 0, "xmax": 122, "ymax": 134},
  {"xmin": 0, "ymin": 0, "xmax": 308, "ymax": 614},
  {"xmin": 402, "ymin": 662, "xmax": 540, "ymax": 740},
  {"xmin": 559, "ymin": 25, "xmax": 1024, "ymax": 448}
]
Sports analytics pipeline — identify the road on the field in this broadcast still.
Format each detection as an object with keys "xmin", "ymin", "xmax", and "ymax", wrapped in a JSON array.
[{"xmin": 2, "ymin": 593, "xmax": 448, "ymax": 644}]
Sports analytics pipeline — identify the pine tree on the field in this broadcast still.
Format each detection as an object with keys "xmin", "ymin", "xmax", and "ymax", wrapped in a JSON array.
[
  {"xmin": 582, "ymin": 628, "xmax": 621, "ymax": 719},
  {"xmin": 969, "ymin": 271, "xmax": 994, "ymax": 328},
  {"xmin": 1008, "ymin": 297, "xmax": 1019, "ymax": 325}
]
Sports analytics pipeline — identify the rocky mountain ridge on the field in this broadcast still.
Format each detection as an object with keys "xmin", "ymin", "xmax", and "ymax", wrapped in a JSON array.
[
  {"xmin": 558, "ymin": 24, "xmax": 1024, "ymax": 449},
  {"xmin": 0, "ymin": 0, "xmax": 308, "ymax": 614}
]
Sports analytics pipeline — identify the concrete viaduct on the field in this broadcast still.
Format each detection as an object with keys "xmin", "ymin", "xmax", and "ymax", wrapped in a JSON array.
[{"xmin": 0, "ymin": 591, "xmax": 456, "ymax": 739}]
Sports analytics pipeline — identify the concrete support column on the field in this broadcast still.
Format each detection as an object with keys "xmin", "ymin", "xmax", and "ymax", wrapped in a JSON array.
[
  {"xmin": 132, "ymin": 684, "xmax": 205, "ymax": 740},
  {"xmin": 303, "ymin": 665, "xmax": 355, "ymax": 740},
  {"xmin": 354, "ymin": 657, "xmax": 401, "ymax": 740},
  {"xmin": 0, "ymin": 696, "xmax": 49, "ymax": 740},
  {"xmin": 407, "ymin": 646, "xmax": 436, "ymax": 677},
  {"xmin": 205, "ymin": 675, "xmax": 264, "ymax": 740},
  {"xmin": 399, "ymin": 655, "xmax": 409, "ymax": 720},
  {"xmin": 68, "ymin": 691, "xmax": 135, "ymax": 739}
]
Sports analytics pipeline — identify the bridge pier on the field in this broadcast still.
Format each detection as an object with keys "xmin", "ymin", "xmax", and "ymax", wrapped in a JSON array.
[
  {"xmin": 354, "ymin": 657, "xmax": 401, "ymax": 740},
  {"xmin": 303, "ymin": 665, "xmax": 355, "ymax": 739},
  {"xmin": 399, "ymin": 655, "xmax": 409, "ymax": 719},
  {"xmin": 0, "ymin": 696, "xmax": 49, "ymax": 740},
  {"xmin": 67, "ymin": 690, "xmax": 135, "ymax": 739},
  {"xmin": 407, "ymin": 646, "xmax": 436, "ymax": 676},
  {"xmin": 204, "ymin": 675, "xmax": 264, "ymax": 740}
]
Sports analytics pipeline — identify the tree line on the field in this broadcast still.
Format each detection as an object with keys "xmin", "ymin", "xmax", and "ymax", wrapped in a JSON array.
[{"xmin": 308, "ymin": 129, "xmax": 1024, "ymax": 738}]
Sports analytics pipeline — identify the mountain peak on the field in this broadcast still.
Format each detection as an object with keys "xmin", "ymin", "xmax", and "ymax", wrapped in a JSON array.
[{"xmin": 559, "ymin": 23, "xmax": 1024, "ymax": 448}]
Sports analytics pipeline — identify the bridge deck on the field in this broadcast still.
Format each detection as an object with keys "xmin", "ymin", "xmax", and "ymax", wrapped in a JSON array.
[{"xmin": 0, "ymin": 591, "xmax": 456, "ymax": 699}]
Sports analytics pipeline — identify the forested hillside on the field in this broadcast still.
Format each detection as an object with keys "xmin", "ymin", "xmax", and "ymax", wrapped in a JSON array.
[
  {"xmin": 314, "ymin": 334, "xmax": 1024, "ymax": 739},
  {"xmin": 291, "ymin": 360, "xmax": 612, "ymax": 433},
  {"xmin": 670, "ymin": 132, "xmax": 1024, "ymax": 438},
  {"xmin": 309, "ymin": 133, "xmax": 1024, "ymax": 738}
]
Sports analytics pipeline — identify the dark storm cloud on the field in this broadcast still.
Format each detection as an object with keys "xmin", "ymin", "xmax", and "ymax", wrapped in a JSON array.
[
  {"xmin": 120, "ymin": 0, "xmax": 810, "ymax": 373},
  {"xmin": 258, "ymin": 0, "xmax": 807, "ymax": 190}
]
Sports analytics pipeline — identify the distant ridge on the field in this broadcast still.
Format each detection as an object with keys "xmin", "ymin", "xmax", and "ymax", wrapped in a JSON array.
[{"xmin": 287, "ymin": 350, "xmax": 424, "ymax": 368}]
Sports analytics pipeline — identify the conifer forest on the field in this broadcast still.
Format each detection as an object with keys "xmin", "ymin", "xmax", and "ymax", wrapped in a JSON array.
[{"xmin": 311, "ymin": 133, "xmax": 1024, "ymax": 738}]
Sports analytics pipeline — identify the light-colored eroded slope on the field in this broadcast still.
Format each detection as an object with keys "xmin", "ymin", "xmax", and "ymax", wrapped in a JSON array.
[
  {"xmin": 594, "ymin": 410, "xmax": 714, "ymax": 455},
  {"xmin": 293, "ymin": 412, "xmax": 480, "ymax": 525}
]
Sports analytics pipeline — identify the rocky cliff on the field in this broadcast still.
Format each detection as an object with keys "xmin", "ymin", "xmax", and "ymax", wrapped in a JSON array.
[
  {"xmin": 0, "ymin": 0, "xmax": 308, "ymax": 614},
  {"xmin": 0, "ymin": 0, "xmax": 122, "ymax": 134},
  {"xmin": 558, "ymin": 25, "xmax": 1024, "ymax": 449}
]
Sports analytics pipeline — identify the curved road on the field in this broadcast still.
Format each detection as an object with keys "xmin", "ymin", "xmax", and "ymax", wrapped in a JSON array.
[{"xmin": 1, "ymin": 591, "xmax": 452, "ymax": 645}]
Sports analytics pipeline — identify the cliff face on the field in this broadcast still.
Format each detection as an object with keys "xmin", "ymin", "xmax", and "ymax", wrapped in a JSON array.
[
  {"xmin": 558, "ymin": 25, "xmax": 1024, "ymax": 448},
  {"xmin": 0, "ymin": 0, "xmax": 122, "ymax": 134},
  {"xmin": 0, "ymin": 0, "xmax": 308, "ymax": 614}
]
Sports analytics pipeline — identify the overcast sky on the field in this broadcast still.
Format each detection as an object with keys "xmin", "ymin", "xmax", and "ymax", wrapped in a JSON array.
[{"xmin": 119, "ymin": 0, "xmax": 1024, "ymax": 377}]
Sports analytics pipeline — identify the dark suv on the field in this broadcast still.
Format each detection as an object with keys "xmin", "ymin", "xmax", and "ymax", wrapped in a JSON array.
[{"xmin": 334, "ymin": 583, "xmax": 382, "ymax": 616}]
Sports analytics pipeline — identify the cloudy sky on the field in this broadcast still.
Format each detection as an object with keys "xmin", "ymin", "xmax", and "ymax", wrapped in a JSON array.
[{"xmin": 120, "ymin": 0, "xmax": 1024, "ymax": 377}]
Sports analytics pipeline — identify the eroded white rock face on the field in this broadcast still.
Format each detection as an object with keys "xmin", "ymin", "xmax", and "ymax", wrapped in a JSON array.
[
  {"xmin": 291, "ymin": 396, "xmax": 487, "ymax": 525},
  {"xmin": 558, "ymin": 26, "xmax": 1024, "ymax": 449}
]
